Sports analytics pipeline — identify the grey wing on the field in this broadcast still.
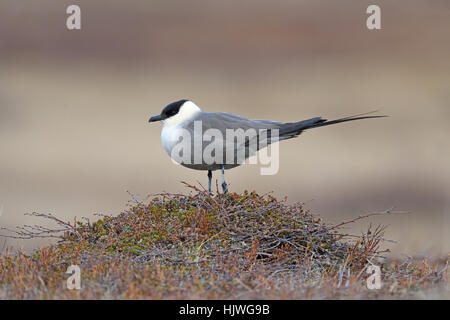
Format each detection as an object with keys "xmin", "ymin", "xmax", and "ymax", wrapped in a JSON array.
[
  {"xmin": 197, "ymin": 113, "xmax": 320, "ymax": 141},
  {"xmin": 197, "ymin": 112, "xmax": 283, "ymax": 147},
  {"xmin": 200, "ymin": 112, "xmax": 282, "ymax": 130},
  {"xmin": 181, "ymin": 112, "xmax": 283, "ymax": 169}
]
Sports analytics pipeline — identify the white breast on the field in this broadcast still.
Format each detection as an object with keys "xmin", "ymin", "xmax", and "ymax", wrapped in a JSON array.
[
  {"xmin": 160, "ymin": 100, "xmax": 202, "ymax": 159},
  {"xmin": 161, "ymin": 124, "xmax": 183, "ymax": 157}
]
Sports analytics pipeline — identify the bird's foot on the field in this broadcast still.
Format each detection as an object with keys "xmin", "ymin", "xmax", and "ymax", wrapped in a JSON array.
[{"xmin": 221, "ymin": 182, "xmax": 228, "ymax": 194}]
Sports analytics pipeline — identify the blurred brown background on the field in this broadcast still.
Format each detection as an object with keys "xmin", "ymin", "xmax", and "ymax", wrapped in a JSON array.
[{"xmin": 0, "ymin": 0, "xmax": 449, "ymax": 257}]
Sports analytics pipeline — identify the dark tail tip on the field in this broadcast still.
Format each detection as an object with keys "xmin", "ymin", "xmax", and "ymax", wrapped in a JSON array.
[{"xmin": 309, "ymin": 111, "xmax": 388, "ymax": 129}]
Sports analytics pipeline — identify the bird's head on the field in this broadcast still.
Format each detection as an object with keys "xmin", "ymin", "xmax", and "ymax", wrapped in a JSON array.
[{"xmin": 148, "ymin": 99, "xmax": 201, "ymax": 127}]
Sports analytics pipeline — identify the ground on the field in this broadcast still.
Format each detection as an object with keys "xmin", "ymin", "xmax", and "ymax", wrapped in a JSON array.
[{"xmin": 0, "ymin": 185, "xmax": 448, "ymax": 299}]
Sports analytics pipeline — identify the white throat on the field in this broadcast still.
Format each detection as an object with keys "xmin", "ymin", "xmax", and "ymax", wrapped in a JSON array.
[{"xmin": 162, "ymin": 101, "xmax": 202, "ymax": 128}]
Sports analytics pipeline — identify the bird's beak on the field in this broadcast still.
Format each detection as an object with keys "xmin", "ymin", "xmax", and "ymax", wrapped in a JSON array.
[{"xmin": 148, "ymin": 115, "xmax": 162, "ymax": 123}]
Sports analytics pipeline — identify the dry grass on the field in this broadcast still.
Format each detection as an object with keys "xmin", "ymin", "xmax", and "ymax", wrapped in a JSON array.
[{"xmin": 0, "ymin": 185, "xmax": 448, "ymax": 299}]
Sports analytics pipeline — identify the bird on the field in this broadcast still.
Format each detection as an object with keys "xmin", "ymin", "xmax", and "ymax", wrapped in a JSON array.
[{"xmin": 148, "ymin": 99, "xmax": 386, "ymax": 194}]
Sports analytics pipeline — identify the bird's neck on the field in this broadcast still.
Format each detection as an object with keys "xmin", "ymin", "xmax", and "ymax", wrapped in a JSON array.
[{"xmin": 163, "ymin": 101, "xmax": 202, "ymax": 127}]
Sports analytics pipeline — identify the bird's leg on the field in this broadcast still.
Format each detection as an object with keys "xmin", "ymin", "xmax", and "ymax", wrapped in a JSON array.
[
  {"xmin": 221, "ymin": 165, "xmax": 228, "ymax": 194},
  {"xmin": 207, "ymin": 170, "xmax": 212, "ymax": 195}
]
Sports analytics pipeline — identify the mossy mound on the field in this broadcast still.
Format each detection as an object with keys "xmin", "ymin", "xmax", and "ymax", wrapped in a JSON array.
[
  {"xmin": 65, "ymin": 190, "xmax": 376, "ymax": 273},
  {"xmin": 1, "ymin": 189, "xmax": 447, "ymax": 299}
]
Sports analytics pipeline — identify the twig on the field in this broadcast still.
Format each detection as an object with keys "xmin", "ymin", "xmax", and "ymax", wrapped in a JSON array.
[{"xmin": 329, "ymin": 208, "xmax": 409, "ymax": 230}]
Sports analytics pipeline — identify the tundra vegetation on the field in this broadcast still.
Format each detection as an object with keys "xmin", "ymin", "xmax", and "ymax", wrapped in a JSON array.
[{"xmin": 0, "ymin": 183, "xmax": 448, "ymax": 299}]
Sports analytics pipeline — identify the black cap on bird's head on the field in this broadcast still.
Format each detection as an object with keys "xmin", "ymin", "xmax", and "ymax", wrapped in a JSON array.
[{"xmin": 148, "ymin": 99, "xmax": 188, "ymax": 123}]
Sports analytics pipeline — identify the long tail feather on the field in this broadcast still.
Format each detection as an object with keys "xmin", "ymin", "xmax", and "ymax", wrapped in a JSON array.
[
  {"xmin": 308, "ymin": 111, "xmax": 388, "ymax": 129},
  {"xmin": 278, "ymin": 111, "xmax": 387, "ymax": 139}
]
